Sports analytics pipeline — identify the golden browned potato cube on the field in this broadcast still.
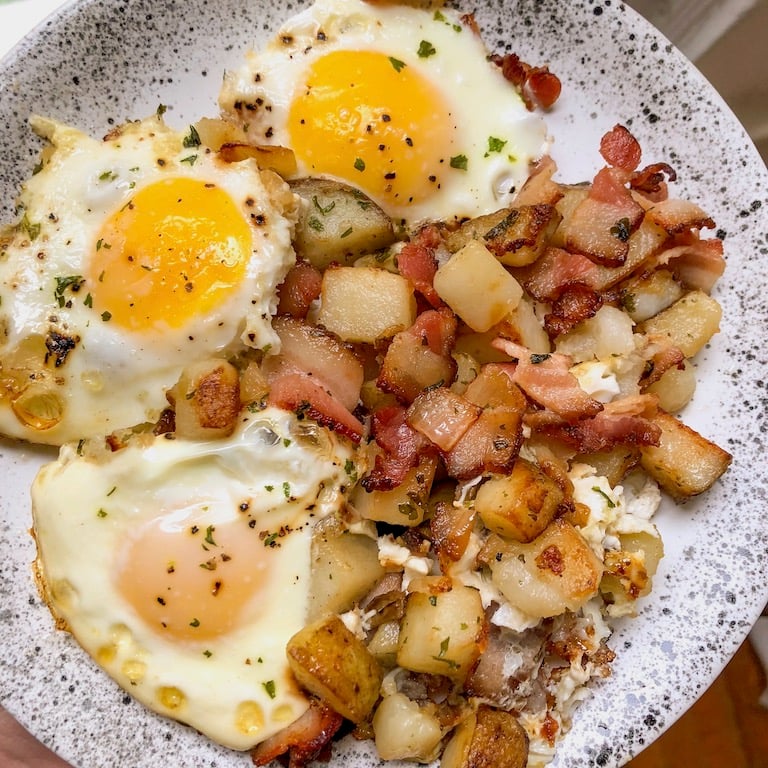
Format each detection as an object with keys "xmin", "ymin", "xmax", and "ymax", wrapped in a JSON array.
[
  {"xmin": 373, "ymin": 693, "xmax": 443, "ymax": 762},
  {"xmin": 444, "ymin": 208, "xmax": 509, "ymax": 253},
  {"xmin": 486, "ymin": 520, "xmax": 604, "ymax": 618},
  {"xmin": 483, "ymin": 204, "xmax": 562, "ymax": 267},
  {"xmin": 193, "ymin": 116, "xmax": 247, "ymax": 149},
  {"xmin": 576, "ymin": 446, "xmax": 640, "ymax": 487},
  {"xmin": 434, "ymin": 240, "xmax": 523, "ymax": 332},
  {"xmin": 474, "ymin": 459, "xmax": 564, "ymax": 543},
  {"xmin": 621, "ymin": 268, "xmax": 684, "ymax": 323},
  {"xmin": 640, "ymin": 410, "xmax": 732, "ymax": 499},
  {"xmin": 286, "ymin": 615, "xmax": 383, "ymax": 724},
  {"xmin": 500, "ymin": 296, "xmax": 551, "ymax": 354},
  {"xmin": 442, "ymin": 706, "xmax": 529, "ymax": 768},
  {"xmin": 318, "ymin": 266, "xmax": 416, "ymax": 343},
  {"xmin": 308, "ymin": 531, "xmax": 385, "ymax": 621},
  {"xmin": 218, "ymin": 143, "xmax": 298, "ymax": 176},
  {"xmin": 351, "ymin": 456, "xmax": 437, "ymax": 526},
  {"xmin": 641, "ymin": 290, "xmax": 722, "ymax": 358},
  {"xmin": 290, "ymin": 178, "xmax": 396, "ymax": 269},
  {"xmin": 169, "ymin": 359, "xmax": 240, "ymax": 439},
  {"xmin": 397, "ymin": 586, "xmax": 485, "ymax": 681},
  {"xmin": 645, "ymin": 358, "xmax": 697, "ymax": 413}
]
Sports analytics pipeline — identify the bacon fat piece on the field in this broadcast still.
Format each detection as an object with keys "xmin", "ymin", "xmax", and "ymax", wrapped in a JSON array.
[
  {"xmin": 489, "ymin": 52, "xmax": 562, "ymax": 110},
  {"xmin": 397, "ymin": 224, "xmax": 445, "ymax": 308},
  {"xmin": 251, "ymin": 699, "xmax": 344, "ymax": 768},
  {"xmin": 492, "ymin": 338, "xmax": 603, "ymax": 421}
]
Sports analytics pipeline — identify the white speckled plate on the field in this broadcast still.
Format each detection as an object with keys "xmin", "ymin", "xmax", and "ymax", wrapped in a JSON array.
[{"xmin": 1, "ymin": 1, "xmax": 767, "ymax": 767}]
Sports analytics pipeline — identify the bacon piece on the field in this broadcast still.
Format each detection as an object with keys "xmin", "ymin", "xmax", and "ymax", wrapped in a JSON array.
[
  {"xmin": 397, "ymin": 224, "xmax": 444, "ymax": 308},
  {"xmin": 268, "ymin": 372, "xmax": 364, "ymax": 443},
  {"xmin": 431, "ymin": 500, "xmax": 477, "ymax": 573},
  {"xmin": 490, "ymin": 52, "xmax": 562, "ymax": 111},
  {"xmin": 641, "ymin": 341, "xmax": 685, "ymax": 387},
  {"xmin": 599, "ymin": 125, "xmax": 642, "ymax": 172},
  {"xmin": 492, "ymin": 338, "xmax": 603, "ymax": 421},
  {"xmin": 650, "ymin": 237, "xmax": 725, "ymax": 293},
  {"xmin": 527, "ymin": 395, "xmax": 661, "ymax": 453},
  {"xmin": 406, "ymin": 386, "xmax": 481, "ymax": 452},
  {"xmin": 277, "ymin": 260, "xmax": 323, "ymax": 319},
  {"xmin": 362, "ymin": 405, "xmax": 433, "ymax": 491},
  {"xmin": 543, "ymin": 282, "xmax": 604, "ymax": 337},
  {"xmin": 377, "ymin": 308, "xmax": 457, "ymax": 403},
  {"xmin": 518, "ymin": 246, "xmax": 600, "ymax": 302},
  {"xmin": 563, "ymin": 167, "xmax": 645, "ymax": 267},
  {"xmin": 630, "ymin": 162, "xmax": 676, "ymax": 201},
  {"xmin": 251, "ymin": 699, "xmax": 344, "ymax": 768},
  {"xmin": 513, "ymin": 155, "xmax": 563, "ymax": 206},
  {"xmin": 645, "ymin": 198, "xmax": 716, "ymax": 234}
]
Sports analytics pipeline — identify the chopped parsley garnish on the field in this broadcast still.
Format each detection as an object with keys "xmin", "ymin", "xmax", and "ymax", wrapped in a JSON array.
[
  {"xmin": 308, "ymin": 216, "xmax": 324, "ymax": 232},
  {"xmin": 204, "ymin": 525, "xmax": 217, "ymax": 546},
  {"xmin": 449, "ymin": 154, "xmax": 468, "ymax": 171},
  {"xmin": 101, "ymin": 311, "xmax": 112, "ymax": 322},
  {"xmin": 417, "ymin": 40, "xmax": 437, "ymax": 58},
  {"xmin": 354, "ymin": 157, "xmax": 366, "ymax": 172},
  {"xmin": 20, "ymin": 214, "xmax": 41, "ymax": 241},
  {"xmin": 189, "ymin": 618, "xmax": 200, "ymax": 627},
  {"xmin": 54, "ymin": 275, "xmax": 85, "ymax": 308},
  {"xmin": 485, "ymin": 136, "xmax": 507, "ymax": 156},
  {"xmin": 389, "ymin": 56, "xmax": 406, "ymax": 72},
  {"xmin": 312, "ymin": 196, "xmax": 336, "ymax": 215},
  {"xmin": 180, "ymin": 154, "xmax": 198, "ymax": 166},
  {"xmin": 592, "ymin": 486, "xmax": 617, "ymax": 508},
  {"xmin": 262, "ymin": 680, "xmax": 277, "ymax": 699},
  {"xmin": 344, "ymin": 458, "xmax": 358, "ymax": 484},
  {"xmin": 183, "ymin": 125, "xmax": 201, "ymax": 148},
  {"xmin": 610, "ymin": 216, "xmax": 631, "ymax": 242},
  {"xmin": 340, "ymin": 227, "xmax": 353, "ymax": 239},
  {"xmin": 282, "ymin": 481, "xmax": 291, "ymax": 499}
]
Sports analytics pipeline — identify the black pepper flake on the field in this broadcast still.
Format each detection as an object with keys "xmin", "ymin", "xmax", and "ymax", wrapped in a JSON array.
[{"xmin": 381, "ymin": 114, "xmax": 391, "ymax": 122}]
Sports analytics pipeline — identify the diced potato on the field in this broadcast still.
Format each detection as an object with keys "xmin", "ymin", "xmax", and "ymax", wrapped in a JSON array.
[
  {"xmin": 367, "ymin": 620, "xmax": 401, "ymax": 665},
  {"xmin": 601, "ymin": 530, "xmax": 664, "ymax": 605},
  {"xmin": 500, "ymin": 296, "xmax": 551, "ymax": 354},
  {"xmin": 453, "ymin": 328, "xmax": 515, "ymax": 364},
  {"xmin": 218, "ymin": 143, "xmax": 298, "ymax": 176},
  {"xmin": 434, "ymin": 241, "xmax": 523, "ymax": 332},
  {"xmin": 485, "ymin": 520, "xmax": 604, "ymax": 618},
  {"xmin": 549, "ymin": 186, "xmax": 589, "ymax": 248},
  {"xmin": 450, "ymin": 351, "xmax": 481, "ymax": 395},
  {"xmin": 193, "ymin": 116, "xmax": 248, "ymax": 149},
  {"xmin": 639, "ymin": 410, "xmax": 732, "ymax": 499},
  {"xmin": 317, "ymin": 266, "xmax": 416, "ymax": 343},
  {"xmin": 474, "ymin": 459, "xmax": 564, "ymax": 543},
  {"xmin": 621, "ymin": 268, "xmax": 684, "ymax": 323},
  {"xmin": 308, "ymin": 531, "xmax": 385, "ymax": 620},
  {"xmin": 373, "ymin": 694, "xmax": 443, "ymax": 763},
  {"xmin": 463, "ymin": 363, "xmax": 527, "ymax": 410},
  {"xmin": 645, "ymin": 358, "xmax": 697, "ymax": 413},
  {"xmin": 351, "ymin": 456, "xmax": 438, "ymax": 526},
  {"xmin": 169, "ymin": 359, "xmax": 240, "ymax": 439},
  {"xmin": 441, "ymin": 706, "xmax": 528, "ymax": 768},
  {"xmin": 397, "ymin": 586, "xmax": 485, "ymax": 681},
  {"xmin": 290, "ymin": 178, "xmax": 396, "ymax": 269},
  {"xmin": 443, "ymin": 208, "xmax": 510, "ymax": 253},
  {"xmin": 641, "ymin": 290, "xmax": 722, "ymax": 358},
  {"xmin": 576, "ymin": 446, "xmax": 640, "ymax": 487},
  {"xmin": 483, "ymin": 204, "xmax": 562, "ymax": 267},
  {"xmin": 238, "ymin": 360, "xmax": 269, "ymax": 407},
  {"xmin": 286, "ymin": 615, "xmax": 383, "ymax": 724}
]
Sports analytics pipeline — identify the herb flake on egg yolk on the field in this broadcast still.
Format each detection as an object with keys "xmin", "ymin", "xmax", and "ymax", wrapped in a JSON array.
[
  {"xmin": 87, "ymin": 177, "xmax": 252, "ymax": 332},
  {"xmin": 287, "ymin": 49, "xmax": 455, "ymax": 209}
]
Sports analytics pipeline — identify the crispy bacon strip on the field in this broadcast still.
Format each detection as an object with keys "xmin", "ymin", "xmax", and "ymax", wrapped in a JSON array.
[
  {"xmin": 268, "ymin": 372, "xmax": 364, "ymax": 443},
  {"xmin": 526, "ymin": 395, "xmax": 661, "ymax": 453},
  {"xmin": 492, "ymin": 338, "xmax": 603, "ymax": 421},
  {"xmin": 630, "ymin": 162, "xmax": 676, "ymax": 201},
  {"xmin": 251, "ymin": 699, "xmax": 344, "ymax": 768},
  {"xmin": 563, "ymin": 167, "xmax": 645, "ymax": 267},
  {"xmin": 362, "ymin": 405, "xmax": 433, "ymax": 491},
  {"xmin": 599, "ymin": 125, "xmax": 642, "ymax": 172},
  {"xmin": 649, "ymin": 237, "xmax": 725, "ymax": 293},
  {"xmin": 397, "ymin": 224, "xmax": 444, "ymax": 308},
  {"xmin": 517, "ymin": 246, "xmax": 600, "ymax": 302},
  {"xmin": 489, "ymin": 52, "xmax": 562, "ymax": 110},
  {"xmin": 543, "ymin": 282, "xmax": 604, "ymax": 337},
  {"xmin": 277, "ymin": 260, "xmax": 323, "ymax": 320}
]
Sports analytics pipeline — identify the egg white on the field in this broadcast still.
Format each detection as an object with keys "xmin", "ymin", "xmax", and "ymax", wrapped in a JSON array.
[
  {"xmin": 220, "ymin": 0, "xmax": 549, "ymax": 228},
  {"xmin": 32, "ymin": 407, "xmax": 355, "ymax": 750},
  {"xmin": 0, "ymin": 114, "xmax": 299, "ymax": 445}
]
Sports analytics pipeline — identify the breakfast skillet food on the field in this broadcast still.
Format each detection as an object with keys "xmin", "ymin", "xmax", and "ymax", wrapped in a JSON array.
[{"xmin": 0, "ymin": 0, "xmax": 732, "ymax": 766}]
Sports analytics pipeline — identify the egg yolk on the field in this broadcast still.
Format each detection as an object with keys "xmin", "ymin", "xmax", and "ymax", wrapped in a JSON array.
[
  {"xmin": 89, "ymin": 177, "xmax": 252, "ymax": 332},
  {"xmin": 117, "ymin": 513, "xmax": 272, "ymax": 642},
  {"xmin": 287, "ymin": 49, "xmax": 455, "ymax": 210}
]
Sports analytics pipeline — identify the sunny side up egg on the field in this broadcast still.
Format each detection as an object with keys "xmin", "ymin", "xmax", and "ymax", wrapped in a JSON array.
[
  {"xmin": 219, "ymin": 0, "xmax": 549, "ymax": 229},
  {"xmin": 0, "ymin": 114, "xmax": 299, "ymax": 445},
  {"xmin": 32, "ymin": 406, "xmax": 354, "ymax": 750}
]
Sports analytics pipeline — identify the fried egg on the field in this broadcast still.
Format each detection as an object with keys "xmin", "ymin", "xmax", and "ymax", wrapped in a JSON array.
[
  {"xmin": 0, "ymin": 114, "xmax": 299, "ymax": 445},
  {"xmin": 32, "ymin": 407, "xmax": 354, "ymax": 750},
  {"xmin": 220, "ymin": 0, "xmax": 549, "ymax": 228}
]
